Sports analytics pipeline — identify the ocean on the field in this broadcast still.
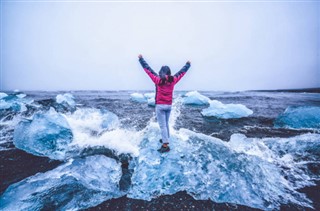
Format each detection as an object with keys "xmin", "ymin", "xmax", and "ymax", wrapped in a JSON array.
[{"xmin": 0, "ymin": 90, "xmax": 319, "ymax": 210}]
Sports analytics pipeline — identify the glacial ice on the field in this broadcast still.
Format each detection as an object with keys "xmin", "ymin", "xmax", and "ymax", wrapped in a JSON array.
[
  {"xmin": 13, "ymin": 108, "xmax": 73, "ymax": 160},
  {"xmin": 130, "ymin": 93, "xmax": 147, "ymax": 103},
  {"xmin": 12, "ymin": 106, "xmax": 139, "ymax": 159},
  {"xmin": 0, "ymin": 155, "xmax": 123, "ymax": 211},
  {"xmin": 0, "ymin": 93, "xmax": 33, "ymax": 114},
  {"xmin": 201, "ymin": 100, "xmax": 253, "ymax": 119},
  {"xmin": 56, "ymin": 93, "xmax": 76, "ymax": 107},
  {"xmin": 130, "ymin": 92, "xmax": 155, "ymax": 106},
  {"xmin": 144, "ymin": 92, "xmax": 155, "ymax": 99},
  {"xmin": 127, "ymin": 123, "xmax": 316, "ymax": 210},
  {"xmin": 0, "ymin": 92, "xmax": 8, "ymax": 99},
  {"xmin": 182, "ymin": 91, "xmax": 210, "ymax": 105},
  {"xmin": 144, "ymin": 93, "xmax": 155, "ymax": 106},
  {"xmin": 274, "ymin": 106, "xmax": 320, "ymax": 129}
]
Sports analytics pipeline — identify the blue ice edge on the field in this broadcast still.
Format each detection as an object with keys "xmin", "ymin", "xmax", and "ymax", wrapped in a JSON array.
[
  {"xmin": 275, "ymin": 106, "xmax": 320, "ymax": 129},
  {"xmin": 0, "ymin": 155, "xmax": 123, "ymax": 211}
]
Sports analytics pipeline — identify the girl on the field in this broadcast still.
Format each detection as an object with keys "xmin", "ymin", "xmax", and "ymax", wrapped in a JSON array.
[{"xmin": 138, "ymin": 55, "xmax": 191, "ymax": 153}]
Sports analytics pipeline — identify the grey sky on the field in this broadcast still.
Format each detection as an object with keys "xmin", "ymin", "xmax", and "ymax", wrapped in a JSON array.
[{"xmin": 1, "ymin": 1, "xmax": 319, "ymax": 91}]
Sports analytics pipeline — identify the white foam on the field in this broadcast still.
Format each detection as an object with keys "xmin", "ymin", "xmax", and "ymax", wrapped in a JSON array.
[
  {"xmin": 56, "ymin": 93, "xmax": 75, "ymax": 107},
  {"xmin": 64, "ymin": 108, "xmax": 142, "ymax": 156}
]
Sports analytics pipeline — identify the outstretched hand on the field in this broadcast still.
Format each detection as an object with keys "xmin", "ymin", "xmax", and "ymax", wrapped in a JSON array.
[{"xmin": 138, "ymin": 54, "xmax": 143, "ymax": 59}]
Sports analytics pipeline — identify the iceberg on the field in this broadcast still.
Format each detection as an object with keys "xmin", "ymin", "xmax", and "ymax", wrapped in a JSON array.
[
  {"xmin": 127, "ymin": 125, "xmax": 316, "ymax": 210},
  {"xmin": 274, "ymin": 106, "xmax": 320, "ymax": 129},
  {"xmin": 13, "ymin": 108, "xmax": 73, "ymax": 160},
  {"xmin": 201, "ymin": 100, "xmax": 253, "ymax": 119},
  {"xmin": 0, "ymin": 92, "xmax": 8, "ymax": 99},
  {"xmin": 0, "ymin": 93, "xmax": 33, "ymax": 115},
  {"xmin": 144, "ymin": 92, "xmax": 155, "ymax": 99},
  {"xmin": 0, "ymin": 155, "xmax": 123, "ymax": 211},
  {"xmin": 130, "ymin": 92, "xmax": 155, "ymax": 106},
  {"xmin": 130, "ymin": 93, "xmax": 147, "ymax": 103},
  {"xmin": 144, "ymin": 93, "xmax": 155, "ymax": 107},
  {"xmin": 56, "ymin": 93, "xmax": 76, "ymax": 107},
  {"xmin": 182, "ymin": 91, "xmax": 210, "ymax": 105},
  {"xmin": 147, "ymin": 98, "xmax": 155, "ymax": 107}
]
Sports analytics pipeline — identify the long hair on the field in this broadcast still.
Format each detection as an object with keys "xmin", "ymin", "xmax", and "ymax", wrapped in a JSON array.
[{"xmin": 159, "ymin": 66, "xmax": 174, "ymax": 85}]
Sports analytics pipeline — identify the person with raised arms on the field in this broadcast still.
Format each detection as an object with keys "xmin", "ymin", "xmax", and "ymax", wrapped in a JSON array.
[{"xmin": 138, "ymin": 54, "xmax": 191, "ymax": 153}]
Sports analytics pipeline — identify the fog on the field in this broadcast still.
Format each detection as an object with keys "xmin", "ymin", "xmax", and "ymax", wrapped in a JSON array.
[{"xmin": 1, "ymin": 1, "xmax": 319, "ymax": 91}]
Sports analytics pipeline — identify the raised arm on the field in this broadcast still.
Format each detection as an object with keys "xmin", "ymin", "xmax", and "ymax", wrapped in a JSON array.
[
  {"xmin": 174, "ymin": 61, "xmax": 191, "ymax": 84},
  {"xmin": 138, "ymin": 55, "xmax": 160, "ymax": 84}
]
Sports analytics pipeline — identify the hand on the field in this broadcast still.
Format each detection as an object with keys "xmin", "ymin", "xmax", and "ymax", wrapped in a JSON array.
[
  {"xmin": 187, "ymin": 60, "xmax": 191, "ymax": 64},
  {"xmin": 138, "ymin": 54, "xmax": 143, "ymax": 59}
]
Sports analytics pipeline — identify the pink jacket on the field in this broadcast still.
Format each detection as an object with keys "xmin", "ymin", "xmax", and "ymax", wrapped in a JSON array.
[{"xmin": 139, "ymin": 58, "xmax": 191, "ymax": 105}]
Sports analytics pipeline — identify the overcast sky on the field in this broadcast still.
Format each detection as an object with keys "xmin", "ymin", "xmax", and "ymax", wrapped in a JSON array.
[{"xmin": 1, "ymin": 0, "xmax": 319, "ymax": 91}]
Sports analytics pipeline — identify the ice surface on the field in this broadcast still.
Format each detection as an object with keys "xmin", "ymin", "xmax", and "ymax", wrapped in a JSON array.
[
  {"xmin": 127, "ymin": 123, "xmax": 317, "ymax": 210},
  {"xmin": 229, "ymin": 133, "xmax": 320, "ymax": 188},
  {"xmin": 201, "ymin": 100, "xmax": 253, "ymax": 119},
  {"xmin": 274, "ymin": 106, "xmax": 320, "ymax": 129},
  {"xmin": 0, "ymin": 155, "xmax": 123, "ymax": 211},
  {"xmin": 13, "ymin": 108, "xmax": 73, "ymax": 160},
  {"xmin": 182, "ymin": 91, "xmax": 210, "ymax": 105}
]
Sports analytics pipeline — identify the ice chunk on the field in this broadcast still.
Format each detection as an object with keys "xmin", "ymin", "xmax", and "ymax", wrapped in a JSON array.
[
  {"xmin": 130, "ymin": 92, "xmax": 156, "ymax": 106},
  {"xmin": 0, "ymin": 92, "xmax": 8, "ymax": 99},
  {"xmin": 147, "ymin": 97, "xmax": 155, "ymax": 107},
  {"xmin": 0, "ymin": 100, "xmax": 11, "ymax": 110},
  {"xmin": 56, "ymin": 93, "xmax": 76, "ymax": 107},
  {"xmin": 0, "ymin": 93, "xmax": 33, "ymax": 114},
  {"xmin": 182, "ymin": 91, "xmax": 210, "ymax": 105},
  {"xmin": 13, "ymin": 108, "xmax": 73, "ymax": 160},
  {"xmin": 274, "ymin": 106, "xmax": 320, "ymax": 129},
  {"xmin": 0, "ymin": 155, "xmax": 123, "ymax": 211},
  {"xmin": 130, "ymin": 93, "xmax": 147, "ymax": 103},
  {"xmin": 144, "ymin": 93, "xmax": 155, "ymax": 107},
  {"xmin": 16, "ymin": 93, "xmax": 26, "ymax": 98},
  {"xmin": 127, "ymin": 125, "xmax": 315, "ymax": 210},
  {"xmin": 201, "ymin": 100, "xmax": 253, "ymax": 119},
  {"xmin": 144, "ymin": 92, "xmax": 155, "ymax": 99}
]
